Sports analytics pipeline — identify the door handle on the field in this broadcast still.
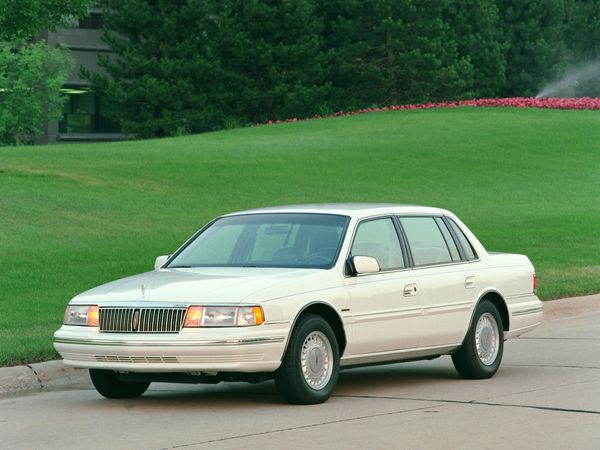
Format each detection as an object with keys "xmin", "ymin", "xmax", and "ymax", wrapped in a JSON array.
[
  {"xmin": 404, "ymin": 283, "xmax": 418, "ymax": 296},
  {"xmin": 465, "ymin": 276, "xmax": 476, "ymax": 289}
]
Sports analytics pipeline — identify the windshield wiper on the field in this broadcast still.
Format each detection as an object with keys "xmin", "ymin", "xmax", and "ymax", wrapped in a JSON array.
[{"xmin": 168, "ymin": 265, "xmax": 193, "ymax": 268}]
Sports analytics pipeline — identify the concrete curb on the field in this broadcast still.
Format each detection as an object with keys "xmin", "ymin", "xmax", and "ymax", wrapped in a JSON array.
[
  {"xmin": 541, "ymin": 293, "xmax": 600, "ymax": 320},
  {"xmin": 2, "ymin": 294, "xmax": 599, "ymax": 395},
  {"xmin": 0, "ymin": 360, "xmax": 91, "ymax": 395}
]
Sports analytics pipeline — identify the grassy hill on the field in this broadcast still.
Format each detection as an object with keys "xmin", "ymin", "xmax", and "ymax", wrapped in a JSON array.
[{"xmin": 1, "ymin": 106, "xmax": 599, "ymax": 365}]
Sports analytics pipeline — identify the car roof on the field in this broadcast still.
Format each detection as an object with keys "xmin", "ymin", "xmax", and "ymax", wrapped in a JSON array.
[{"xmin": 224, "ymin": 203, "xmax": 450, "ymax": 219}]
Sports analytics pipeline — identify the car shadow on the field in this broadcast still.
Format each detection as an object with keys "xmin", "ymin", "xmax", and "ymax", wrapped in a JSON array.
[{"xmin": 78, "ymin": 359, "xmax": 462, "ymax": 408}]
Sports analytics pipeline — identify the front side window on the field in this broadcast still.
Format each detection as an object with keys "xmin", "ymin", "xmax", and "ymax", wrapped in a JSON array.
[
  {"xmin": 168, "ymin": 213, "xmax": 349, "ymax": 269},
  {"xmin": 399, "ymin": 216, "xmax": 454, "ymax": 266},
  {"xmin": 350, "ymin": 218, "xmax": 405, "ymax": 271}
]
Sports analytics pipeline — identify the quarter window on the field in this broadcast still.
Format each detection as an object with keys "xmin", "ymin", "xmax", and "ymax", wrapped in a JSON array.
[
  {"xmin": 434, "ymin": 217, "xmax": 461, "ymax": 262},
  {"xmin": 351, "ymin": 218, "xmax": 405, "ymax": 270},
  {"xmin": 399, "ymin": 217, "xmax": 453, "ymax": 266},
  {"xmin": 447, "ymin": 218, "xmax": 478, "ymax": 260}
]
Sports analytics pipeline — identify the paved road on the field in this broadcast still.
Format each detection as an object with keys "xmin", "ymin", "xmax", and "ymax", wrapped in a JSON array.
[{"xmin": 1, "ymin": 311, "xmax": 599, "ymax": 449}]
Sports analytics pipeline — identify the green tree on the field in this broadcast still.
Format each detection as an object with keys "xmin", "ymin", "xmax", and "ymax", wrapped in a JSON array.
[
  {"xmin": 88, "ymin": 0, "xmax": 327, "ymax": 137},
  {"xmin": 319, "ymin": 0, "xmax": 473, "ymax": 110},
  {"xmin": 0, "ymin": 41, "xmax": 72, "ymax": 145},
  {"xmin": 497, "ymin": 0, "xmax": 567, "ymax": 96},
  {"xmin": 0, "ymin": 0, "xmax": 92, "ymax": 145},
  {"xmin": 84, "ymin": 0, "xmax": 226, "ymax": 138},
  {"xmin": 563, "ymin": 0, "xmax": 600, "ymax": 96},
  {"xmin": 0, "ymin": 0, "xmax": 94, "ymax": 40},
  {"xmin": 443, "ymin": 0, "xmax": 506, "ymax": 98},
  {"xmin": 565, "ymin": 0, "xmax": 600, "ymax": 61},
  {"xmin": 209, "ymin": 0, "xmax": 328, "ymax": 123}
]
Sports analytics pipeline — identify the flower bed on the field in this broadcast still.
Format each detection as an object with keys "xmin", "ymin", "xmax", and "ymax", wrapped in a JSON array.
[{"xmin": 259, "ymin": 97, "xmax": 600, "ymax": 126}]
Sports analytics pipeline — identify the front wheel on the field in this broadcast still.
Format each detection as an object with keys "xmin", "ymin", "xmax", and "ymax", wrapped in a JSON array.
[
  {"xmin": 452, "ymin": 300, "xmax": 504, "ymax": 379},
  {"xmin": 89, "ymin": 369, "xmax": 150, "ymax": 399},
  {"xmin": 275, "ymin": 314, "xmax": 340, "ymax": 404}
]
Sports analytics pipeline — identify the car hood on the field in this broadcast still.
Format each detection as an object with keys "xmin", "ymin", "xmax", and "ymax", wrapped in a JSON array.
[{"xmin": 70, "ymin": 267, "xmax": 340, "ymax": 305}]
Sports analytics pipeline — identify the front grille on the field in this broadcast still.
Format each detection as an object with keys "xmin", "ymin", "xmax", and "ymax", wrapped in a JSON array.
[{"xmin": 99, "ymin": 307, "xmax": 187, "ymax": 333}]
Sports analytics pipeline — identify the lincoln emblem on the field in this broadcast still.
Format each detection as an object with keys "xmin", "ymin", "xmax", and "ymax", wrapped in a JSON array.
[{"xmin": 132, "ymin": 309, "xmax": 140, "ymax": 331}]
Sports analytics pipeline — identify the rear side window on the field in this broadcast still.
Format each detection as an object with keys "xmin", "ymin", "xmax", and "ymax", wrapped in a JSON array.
[
  {"xmin": 399, "ymin": 217, "xmax": 453, "ymax": 266},
  {"xmin": 447, "ymin": 218, "xmax": 478, "ymax": 260}
]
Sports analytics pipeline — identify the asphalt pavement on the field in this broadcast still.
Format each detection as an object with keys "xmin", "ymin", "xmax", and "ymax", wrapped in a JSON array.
[{"xmin": 1, "ymin": 298, "xmax": 599, "ymax": 449}]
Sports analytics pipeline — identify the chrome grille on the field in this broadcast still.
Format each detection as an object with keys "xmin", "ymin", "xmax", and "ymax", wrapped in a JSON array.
[{"xmin": 99, "ymin": 307, "xmax": 187, "ymax": 333}]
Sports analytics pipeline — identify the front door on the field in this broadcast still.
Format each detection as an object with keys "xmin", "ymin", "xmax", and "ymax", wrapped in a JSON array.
[{"xmin": 343, "ymin": 217, "xmax": 421, "ymax": 357}]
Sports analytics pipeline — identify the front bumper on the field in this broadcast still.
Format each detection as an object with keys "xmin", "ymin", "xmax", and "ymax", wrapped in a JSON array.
[{"xmin": 53, "ymin": 324, "xmax": 288, "ymax": 373}]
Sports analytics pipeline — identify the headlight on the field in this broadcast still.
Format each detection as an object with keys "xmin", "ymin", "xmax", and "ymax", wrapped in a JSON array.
[
  {"xmin": 64, "ymin": 305, "xmax": 99, "ymax": 327},
  {"xmin": 183, "ymin": 305, "xmax": 264, "ymax": 327}
]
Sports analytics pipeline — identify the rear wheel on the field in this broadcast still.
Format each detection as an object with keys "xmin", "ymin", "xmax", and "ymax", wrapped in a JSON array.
[
  {"xmin": 89, "ymin": 369, "xmax": 150, "ymax": 399},
  {"xmin": 452, "ymin": 300, "xmax": 504, "ymax": 379},
  {"xmin": 275, "ymin": 314, "xmax": 340, "ymax": 404}
]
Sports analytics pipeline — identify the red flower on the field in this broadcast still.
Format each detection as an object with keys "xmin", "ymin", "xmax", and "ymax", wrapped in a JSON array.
[{"xmin": 256, "ymin": 97, "xmax": 600, "ymax": 127}]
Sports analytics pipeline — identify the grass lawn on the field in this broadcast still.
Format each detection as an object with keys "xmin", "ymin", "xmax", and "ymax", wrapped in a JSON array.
[{"xmin": 1, "ymin": 107, "xmax": 599, "ymax": 366}]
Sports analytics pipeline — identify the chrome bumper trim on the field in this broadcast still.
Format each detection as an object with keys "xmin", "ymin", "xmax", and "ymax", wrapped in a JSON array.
[{"xmin": 54, "ymin": 336, "xmax": 285, "ymax": 347}]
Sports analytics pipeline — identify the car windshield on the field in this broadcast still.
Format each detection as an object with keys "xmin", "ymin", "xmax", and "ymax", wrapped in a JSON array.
[{"xmin": 167, "ymin": 213, "xmax": 350, "ymax": 269}]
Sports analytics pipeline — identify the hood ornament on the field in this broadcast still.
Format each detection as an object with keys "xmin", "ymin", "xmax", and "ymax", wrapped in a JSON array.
[{"xmin": 141, "ymin": 284, "xmax": 146, "ymax": 298}]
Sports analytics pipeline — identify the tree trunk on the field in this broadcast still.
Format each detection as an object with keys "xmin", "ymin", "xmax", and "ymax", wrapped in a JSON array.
[
  {"xmin": 386, "ymin": 29, "xmax": 398, "ymax": 105},
  {"xmin": 15, "ymin": 132, "xmax": 20, "ymax": 147}
]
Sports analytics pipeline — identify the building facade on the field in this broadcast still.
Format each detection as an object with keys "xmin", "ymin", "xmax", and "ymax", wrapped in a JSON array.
[{"xmin": 40, "ymin": 7, "xmax": 124, "ymax": 144}]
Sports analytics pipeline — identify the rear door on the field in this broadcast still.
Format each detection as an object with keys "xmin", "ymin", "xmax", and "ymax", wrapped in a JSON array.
[{"xmin": 397, "ymin": 215, "xmax": 478, "ymax": 348}]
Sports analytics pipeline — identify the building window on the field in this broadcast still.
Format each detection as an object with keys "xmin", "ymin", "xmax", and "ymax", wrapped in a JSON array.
[
  {"xmin": 78, "ymin": 12, "xmax": 102, "ymax": 30},
  {"xmin": 59, "ymin": 88, "xmax": 120, "ymax": 134}
]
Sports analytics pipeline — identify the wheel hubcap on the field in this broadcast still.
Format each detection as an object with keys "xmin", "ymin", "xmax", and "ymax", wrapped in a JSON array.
[
  {"xmin": 301, "ymin": 331, "xmax": 333, "ymax": 390},
  {"xmin": 475, "ymin": 312, "xmax": 499, "ymax": 366}
]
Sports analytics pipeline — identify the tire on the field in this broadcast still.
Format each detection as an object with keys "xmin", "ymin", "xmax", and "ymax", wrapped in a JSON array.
[
  {"xmin": 275, "ymin": 314, "xmax": 340, "ymax": 404},
  {"xmin": 452, "ymin": 300, "xmax": 504, "ymax": 379},
  {"xmin": 89, "ymin": 369, "xmax": 150, "ymax": 399}
]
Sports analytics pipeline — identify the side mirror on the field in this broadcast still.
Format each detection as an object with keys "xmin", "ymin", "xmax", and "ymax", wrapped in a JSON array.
[
  {"xmin": 154, "ymin": 255, "xmax": 170, "ymax": 270},
  {"xmin": 352, "ymin": 255, "xmax": 380, "ymax": 275}
]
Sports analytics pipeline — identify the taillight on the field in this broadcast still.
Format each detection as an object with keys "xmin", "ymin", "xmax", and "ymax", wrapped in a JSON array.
[{"xmin": 533, "ymin": 273, "xmax": 537, "ymax": 293}]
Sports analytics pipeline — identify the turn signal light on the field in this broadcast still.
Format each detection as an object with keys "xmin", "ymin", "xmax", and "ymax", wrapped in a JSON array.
[
  {"xmin": 184, "ymin": 306, "xmax": 203, "ymax": 327},
  {"xmin": 253, "ymin": 306, "xmax": 265, "ymax": 325},
  {"xmin": 87, "ymin": 305, "xmax": 99, "ymax": 327}
]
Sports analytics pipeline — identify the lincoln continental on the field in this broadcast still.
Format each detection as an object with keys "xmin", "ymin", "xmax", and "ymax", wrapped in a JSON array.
[{"xmin": 54, "ymin": 204, "xmax": 542, "ymax": 404}]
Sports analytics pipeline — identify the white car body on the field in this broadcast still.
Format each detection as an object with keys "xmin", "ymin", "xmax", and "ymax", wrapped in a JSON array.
[{"xmin": 54, "ymin": 204, "xmax": 542, "ymax": 402}]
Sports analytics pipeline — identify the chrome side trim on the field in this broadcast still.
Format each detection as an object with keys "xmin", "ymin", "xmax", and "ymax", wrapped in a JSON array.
[
  {"xmin": 263, "ymin": 320, "xmax": 291, "ymax": 325},
  {"xmin": 54, "ymin": 336, "xmax": 285, "ymax": 347},
  {"xmin": 511, "ymin": 306, "xmax": 543, "ymax": 317},
  {"xmin": 354, "ymin": 306, "xmax": 422, "ymax": 323},
  {"xmin": 353, "ymin": 301, "xmax": 472, "ymax": 324},
  {"xmin": 504, "ymin": 293, "xmax": 539, "ymax": 300},
  {"xmin": 341, "ymin": 344, "xmax": 460, "ymax": 367},
  {"xmin": 423, "ymin": 301, "xmax": 472, "ymax": 315}
]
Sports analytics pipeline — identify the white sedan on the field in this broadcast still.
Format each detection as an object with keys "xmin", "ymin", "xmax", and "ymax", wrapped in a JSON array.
[{"xmin": 54, "ymin": 204, "xmax": 542, "ymax": 404}]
